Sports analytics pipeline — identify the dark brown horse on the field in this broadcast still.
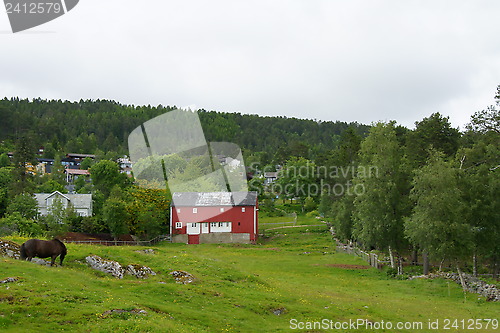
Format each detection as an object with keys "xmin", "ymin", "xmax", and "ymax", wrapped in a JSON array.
[{"xmin": 20, "ymin": 239, "xmax": 67, "ymax": 266}]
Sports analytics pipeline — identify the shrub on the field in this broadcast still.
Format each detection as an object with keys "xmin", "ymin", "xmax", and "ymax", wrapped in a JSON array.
[{"xmin": 0, "ymin": 212, "xmax": 42, "ymax": 237}]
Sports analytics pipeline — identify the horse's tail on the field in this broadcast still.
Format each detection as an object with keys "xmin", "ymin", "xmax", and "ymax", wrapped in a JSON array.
[{"xmin": 20, "ymin": 243, "xmax": 27, "ymax": 260}]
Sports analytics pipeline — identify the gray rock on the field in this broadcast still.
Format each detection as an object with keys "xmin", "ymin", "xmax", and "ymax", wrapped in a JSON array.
[
  {"xmin": 0, "ymin": 240, "xmax": 21, "ymax": 259},
  {"xmin": 101, "ymin": 309, "xmax": 147, "ymax": 317},
  {"xmin": 85, "ymin": 255, "xmax": 124, "ymax": 279},
  {"xmin": 125, "ymin": 264, "xmax": 156, "ymax": 279},
  {"xmin": 411, "ymin": 272, "xmax": 500, "ymax": 302},
  {"xmin": 170, "ymin": 270, "xmax": 196, "ymax": 284},
  {"xmin": 0, "ymin": 277, "xmax": 18, "ymax": 283}
]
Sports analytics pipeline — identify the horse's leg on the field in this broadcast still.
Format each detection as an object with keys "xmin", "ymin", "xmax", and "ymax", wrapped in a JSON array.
[
  {"xmin": 27, "ymin": 257, "xmax": 32, "ymax": 262},
  {"xmin": 51, "ymin": 255, "xmax": 56, "ymax": 266},
  {"xmin": 59, "ymin": 254, "xmax": 65, "ymax": 266}
]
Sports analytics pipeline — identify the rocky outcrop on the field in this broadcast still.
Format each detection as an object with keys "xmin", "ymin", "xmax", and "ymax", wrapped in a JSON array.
[
  {"xmin": 170, "ymin": 270, "xmax": 196, "ymax": 284},
  {"xmin": 135, "ymin": 249, "xmax": 155, "ymax": 255},
  {"xmin": 0, "ymin": 277, "xmax": 19, "ymax": 283},
  {"xmin": 101, "ymin": 309, "xmax": 147, "ymax": 317},
  {"xmin": 411, "ymin": 272, "xmax": 500, "ymax": 302},
  {"xmin": 0, "ymin": 239, "xmax": 21, "ymax": 259},
  {"xmin": 125, "ymin": 264, "xmax": 156, "ymax": 278},
  {"xmin": 86, "ymin": 255, "xmax": 125, "ymax": 279},
  {"xmin": 85, "ymin": 255, "xmax": 156, "ymax": 279}
]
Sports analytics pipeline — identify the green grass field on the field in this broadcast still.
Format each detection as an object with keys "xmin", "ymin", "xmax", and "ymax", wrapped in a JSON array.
[{"xmin": 1, "ymin": 226, "xmax": 498, "ymax": 332}]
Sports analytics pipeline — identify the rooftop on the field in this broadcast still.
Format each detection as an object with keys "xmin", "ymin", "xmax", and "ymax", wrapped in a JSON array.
[{"xmin": 172, "ymin": 191, "xmax": 258, "ymax": 207}]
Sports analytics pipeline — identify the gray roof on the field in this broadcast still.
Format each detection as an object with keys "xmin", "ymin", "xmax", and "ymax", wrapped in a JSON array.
[
  {"xmin": 34, "ymin": 191, "xmax": 92, "ymax": 209},
  {"xmin": 172, "ymin": 191, "xmax": 257, "ymax": 207}
]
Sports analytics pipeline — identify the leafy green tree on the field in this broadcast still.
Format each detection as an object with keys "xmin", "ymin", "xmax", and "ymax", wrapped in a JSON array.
[
  {"xmin": 248, "ymin": 176, "xmax": 265, "ymax": 199},
  {"xmin": 0, "ymin": 153, "xmax": 10, "ymax": 168},
  {"xmin": 7, "ymin": 193, "xmax": 38, "ymax": 220},
  {"xmin": 41, "ymin": 143, "xmax": 57, "ymax": 159},
  {"xmin": 50, "ymin": 154, "xmax": 66, "ymax": 186},
  {"xmin": 37, "ymin": 179, "xmax": 66, "ymax": 194},
  {"xmin": 467, "ymin": 85, "xmax": 500, "ymax": 134},
  {"xmin": 90, "ymin": 160, "xmax": 131, "ymax": 197},
  {"xmin": 0, "ymin": 212, "xmax": 42, "ymax": 237},
  {"xmin": 277, "ymin": 157, "xmax": 318, "ymax": 211},
  {"xmin": 352, "ymin": 122, "xmax": 410, "ymax": 270},
  {"xmin": 0, "ymin": 167, "xmax": 13, "ymax": 217},
  {"xmin": 318, "ymin": 126, "xmax": 362, "ymax": 217},
  {"xmin": 43, "ymin": 196, "xmax": 73, "ymax": 237},
  {"xmin": 458, "ymin": 132, "xmax": 500, "ymax": 276},
  {"xmin": 80, "ymin": 157, "xmax": 93, "ymax": 170},
  {"xmin": 103, "ymin": 198, "xmax": 129, "ymax": 241},
  {"xmin": 332, "ymin": 193, "xmax": 355, "ymax": 242},
  {"xmin": 11, "ymin": 132, "xmax": 37, "ymax": 194},
  {"xmin": 126, "ymin": 186, "xmax": 170, "ymax": 238},
  {"xmin": 405, "ymin": 151, "xmax": 472, "ymax": 275},
  {"xmin": 406, "ymin": 113, "xmax": 461, "ymax": 167}
]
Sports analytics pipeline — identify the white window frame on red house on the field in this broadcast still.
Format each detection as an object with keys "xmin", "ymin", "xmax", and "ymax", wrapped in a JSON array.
[
  {"xmin": 210, "ymin": 221, "xmax": 232, "ymax": 233},
  {"xmin": 175, "ymin": 222, "xmax": 182, "ymax": 229}
]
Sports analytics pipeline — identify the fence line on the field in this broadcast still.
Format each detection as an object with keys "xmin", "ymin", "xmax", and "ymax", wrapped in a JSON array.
[
  {"xmin": 260, "ymin": 222, "xmax": 295, "ymax": 226},
  {"xmin": 329, "ymin": 226, "xmax": 389, "ymax": 269},
  {"xmin": 63, "ymin": 235, "xmax": 171, "ymax": 246}
]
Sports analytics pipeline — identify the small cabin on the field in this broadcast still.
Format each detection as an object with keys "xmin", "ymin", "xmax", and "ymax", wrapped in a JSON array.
[{"xmin": 170, "ymin": 191, "xmax": 258, "ymax": 244}]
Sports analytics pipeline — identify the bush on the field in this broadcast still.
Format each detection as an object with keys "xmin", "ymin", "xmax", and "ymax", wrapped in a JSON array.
[
  {"xmin": 306, "ymin": 210, "xmax": 319, "ymax": 218},
  {"xmin": 0, "ymin": 212, "xmax": 43, "ymax": 237}
]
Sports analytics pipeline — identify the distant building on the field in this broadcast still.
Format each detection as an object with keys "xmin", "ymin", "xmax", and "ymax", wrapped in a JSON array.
[
  {"xmin": 64, "ymin": 168, "xmax": 90, "ymax": 183},
  {"xmin": 263, "ymin": 172, "xmax": 279, "ymax": 185},
  {"xmin": 34, "ymin": 191, "xmax": 93, "ymax": 217},
  {"xmin": 36, "ymin": 158, "xmax": 55, "ymax": 175},
  {"xmin": 61, "ymin": 157, "xmax": 79, "ymax": 169},
  {"xmin": 171, "ymin": 191, "xmax": 258, "ymax": 244},
  {"xmin": 66, "ymin": 153, "xmax": 96, "ymax": 163},
  {"xmin": 117, "ymin": 156, "xmax": 133, "ymax": 176}
]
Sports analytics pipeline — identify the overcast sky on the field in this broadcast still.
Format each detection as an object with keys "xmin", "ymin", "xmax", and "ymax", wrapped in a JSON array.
[{"xmin": 1, "ymin": 0, "xmax": 499, "ymax": 129}]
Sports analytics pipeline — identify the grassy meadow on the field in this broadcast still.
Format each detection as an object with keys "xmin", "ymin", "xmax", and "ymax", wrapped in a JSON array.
[{"xmin": 0, "ymin": 225, "xmax": 499, "ymax": 332}]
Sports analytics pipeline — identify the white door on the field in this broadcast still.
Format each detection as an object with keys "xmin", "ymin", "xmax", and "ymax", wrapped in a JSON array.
[
  {"xmin": 201, "ymin": 223, "xmax": 209, "ymax": 234},
  {"xmin": 187, "ymin": 223, "xmax": 200, "ymax": 235}
]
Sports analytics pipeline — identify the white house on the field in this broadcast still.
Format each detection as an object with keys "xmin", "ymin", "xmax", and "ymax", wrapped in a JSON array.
[{"xmin": 34, "ymin": 191, "xmax": 93, "ymax": 217}]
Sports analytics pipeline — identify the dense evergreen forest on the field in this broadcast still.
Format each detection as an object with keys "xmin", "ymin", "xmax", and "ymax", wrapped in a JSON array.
[{"xmin": 0, "ymin": 98, "xmax": 370, "ymax": 163}]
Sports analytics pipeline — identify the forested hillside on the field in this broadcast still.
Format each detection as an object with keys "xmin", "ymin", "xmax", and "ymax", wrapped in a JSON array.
[{"xmin": 0, "ymin": 98, "xmax": 369, "ymax": 162}]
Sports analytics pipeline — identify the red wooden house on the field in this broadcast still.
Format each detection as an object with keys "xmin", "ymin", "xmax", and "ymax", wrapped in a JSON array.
[{"xmin": 170, "ymin": 191, "xmax": 258, "ymax": 244}]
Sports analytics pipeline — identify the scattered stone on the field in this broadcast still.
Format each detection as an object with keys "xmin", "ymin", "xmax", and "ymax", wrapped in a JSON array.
[
  {"xmin": 86, "ymin": 255, "xmax": 156, "ymax": 279},
  {"xmin": 125, "ymin": 264, "xmax": 156, "ymax": 279},
  {"xmin": 170, "ymin": 270, "xmax": 196, "ymax": 284},
  {"xmin": 0, "ymin": 239, "xmax": 21, "ymax": 259},
  {"xmin": 272, "ymin": 307, "xmax": 286, "ymax": 316},
  {"xmin": 101, "ymin": 309, "xmax": 147, "ymax": 317},
  {"xmin": 0, "ymin": 277, "xmax": 18, "ymax": 283},
  {"xmin": 135, "ymin": 249, "xmax": 155, "ymax": 255},
  {"xmin": 410, "ymin": 272, "xmax": 500, "ymax": 302},
  {"xmin": 31, "ymin": 258, "xmax": 52, "ymax": 266},
  {"xmin": 85, "ymin": 255, "xmax": 125, "ymax": 279}
]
